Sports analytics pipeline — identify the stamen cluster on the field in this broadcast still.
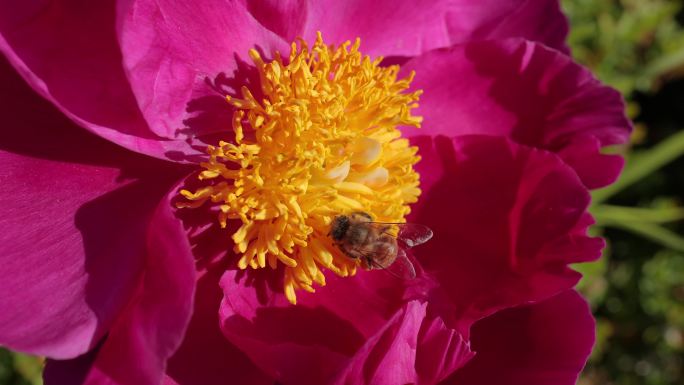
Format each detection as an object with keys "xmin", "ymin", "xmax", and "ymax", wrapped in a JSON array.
[{"xmin": 180, "ymin": 33, "xmax": 422, "ymax": 303}]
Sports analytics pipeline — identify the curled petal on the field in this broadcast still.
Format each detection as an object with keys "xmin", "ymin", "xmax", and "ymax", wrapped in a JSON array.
[
  {"xmin": 410, "ymin": 135, "xmax": 602, "ymax": 330},
  {"xmin": 0, "ymin": 1, "xmax": 193, "ymax": 160},
  {"xmin": 219, "ymin": 269, "xmax": 362, "ymax": 385},
  {"xmin": 220, "ymin": 268, "xmax": 470, "ymax": 385},
  {"xmin": 444, "ymin": 0, "xmax": 569, "ymax": 53},
  {"xmin": 444, "ymin": 291, "xmax": 595, "ymax": 385},
  {"xmin": 166, "ymin": 263, "xmax": 273, "ymax": 385},
  {"xmin": 116, "ymin": 0, "xmax": 288, "ymax": 144},
  {"xmin": 243, "ymin": 0, "xmax": 453, "ymax": 57},
  {"xmin": 44, "ymin": 188, "xmax": 196, "ymax": 385},
  {"xmin": 557, "ymin": 135, "xmax": 625, "ymax": 189},
  {"xmin": 402, "ymin": 39, "xmax": 631, "ymax": 188},
  {"xmin": 300, "ymin": 0, "xmax": 452, "ymax": 57},
  {"xmin": 0, "ymin": 57, "xmax": 182, "ymax": 358},
  {"xmin": 243, "ymin": 0, "xmax": 568, "ymax": 58},
  {"xmin": 239, "ymin": 0, "xmax": 308, "ymax": 43},
  {"xmin": 332, "ymin": 301, "xmax": 474, "ymax": 385}
]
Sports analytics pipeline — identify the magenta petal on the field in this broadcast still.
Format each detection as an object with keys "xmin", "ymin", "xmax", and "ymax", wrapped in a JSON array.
[
  {"xmin": 0, "ymin": 161, "xmax": 161, "ymax": 359},
  {"xmin": 444, "ymin": 291, "xmax": 595, "ymax": 385},
  {"xmin": 0, "ymin": 2, "xmax": 193, "ymax": 160},
  {"xmin": 0, "ymin": 142, "xmax": 175, "ymax": 358},
  {"xmin": 403, "ymin": 39, "xmax": 631, "ymax": 188},
  {"xmin": 42, "ymin": 345, "xmax": 100, "ymax": 385},
  {"xmin": 241, "ymin": 0, "xmax": 308, "ymax": 43},
  {"xmin": 220, "ymin": 267, "xmax": 472, "ymax": 385},
  {"xmin": 219, "ymin": 269, "xmax": 362, "ymax": 385},
  {"xmin": 0, "ymin": 53, "xmax": 186, "ymax": 359},
  {"xmin": 296, "ymin": 270, "xmax": 413, "ymax": 338},
  {"xmin": 333, "ymin": 301, "xmax": 474, "ymax": 385},
  {"xmin": 44, "ymin": 192, "xmax": 197, "ymax": 384},
  {"xmin": 116, "ymin": 0, "xmax": 288, "ymax": 141},
  {"xmin": 211, "ymin": 0, "xmax": 568, "ymax": 60},
  {"xmin": 415, "ymin": 315, "xmax": 474, "ymax": 384},
  {"xmin": 299, "ymin": 0, "xmax": 452, "ymax": 57},
  {"xmin": 558, "ymin": 135, "xmax": 626, "ymax": 189},
  {"xmin": 410, "ymin": 135, "xmax": 601, "ymax": 329},
  {"xmin": 166, "ymin": 264, "xmax": 273, "ymax": 385},
  {"xmin": 331, "ymin": 301, "xmax": 426, "ymax": 385},
  {"xmin": 445, "ymin": 0, "xmax": 570, "ymax": 53}
]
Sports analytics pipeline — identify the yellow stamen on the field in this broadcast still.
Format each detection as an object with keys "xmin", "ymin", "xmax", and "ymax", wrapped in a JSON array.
[{"xmin": 179, "ymin": 32, "xmax": 422, "ymax": 304}]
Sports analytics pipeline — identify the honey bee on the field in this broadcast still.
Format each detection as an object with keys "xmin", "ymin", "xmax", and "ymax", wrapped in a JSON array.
[{"xmin": 329, "ymin": 212, "xmax": 433, "ymax": 279}]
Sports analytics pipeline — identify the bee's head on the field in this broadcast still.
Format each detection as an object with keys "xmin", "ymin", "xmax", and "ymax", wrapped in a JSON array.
[{"xmin": 329, "ymin": 215, "xmax": 350, "ymax": 241}]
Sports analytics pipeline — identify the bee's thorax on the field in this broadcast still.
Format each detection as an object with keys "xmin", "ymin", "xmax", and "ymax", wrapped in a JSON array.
[{"xmin": 330, "ymin": 215, "xmax": 350, "ymax": 241}]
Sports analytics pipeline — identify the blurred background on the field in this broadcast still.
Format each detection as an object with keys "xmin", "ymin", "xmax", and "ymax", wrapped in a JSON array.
[
  {"xmin": 566, "ymin": 0, "xmax": 684, "ymax": 384},
  {"xmin": 1, "ymin": 0, "xmax": 684, "ymax": 384}
]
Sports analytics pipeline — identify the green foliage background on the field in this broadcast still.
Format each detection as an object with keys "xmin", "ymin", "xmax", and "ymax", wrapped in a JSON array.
[
  {"xmin": 2, "ymin": 0, "xmax": 684, "ymax": 384},
  {"xmin": 566, "ymin": 0, "xmax": 684, "ymax": 384}
]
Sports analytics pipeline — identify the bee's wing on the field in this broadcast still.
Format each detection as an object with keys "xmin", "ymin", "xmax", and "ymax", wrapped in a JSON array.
[
  {"xmin": 370, "ymin": 222, "xmax": 433, "ymax": 248},
  {"xmin": 396, "ymin": 223, "xmax": 433, "ymax": 247},
  {"xmin": 369, "ymin": 248, "xmax": 417, "ymax": 280}
]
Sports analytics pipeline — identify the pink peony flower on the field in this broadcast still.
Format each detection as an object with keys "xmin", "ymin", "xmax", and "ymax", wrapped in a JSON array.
[{"xmin": 0, "ymin": 1, "xmax": 631, "ymax": 385}]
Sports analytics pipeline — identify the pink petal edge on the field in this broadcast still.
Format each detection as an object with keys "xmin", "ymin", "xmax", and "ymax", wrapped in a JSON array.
[
  {"xmin": 116, "ymin": 0, "xmax": 289, "ymax": 144},
  {"xmin": 0, "ymin": 55, "xmax": 181, "ymax": 358},
  {"xmin": 402, "ymin": 39, "xmax": 631, "ymax": 189},
  {"xmin": 0, "ymin": 1, "xmax": 196, "ymax": 161},
  {"xmin": 444, "ymin": 290, "xmax": 595, "ymax": 385},
  {"xmin": 409, "ymin": 134, "xmax": 602, "ymax": 331}
]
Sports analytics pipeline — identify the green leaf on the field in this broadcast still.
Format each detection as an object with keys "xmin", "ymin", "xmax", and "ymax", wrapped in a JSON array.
[
  {"xmin": 644, "ymin": 46, "xmax": 684, "ymax": 78},
  {"xmin": 593, "ymin": 205, "xmax": 684, "ymax": 224},
  {"xmin": 606, "ymin": 221, "xmax": 684, "ymax": 253},
  {"xmin": 593, "ymin": 129, "xmax": 684, "ymax": 204}
]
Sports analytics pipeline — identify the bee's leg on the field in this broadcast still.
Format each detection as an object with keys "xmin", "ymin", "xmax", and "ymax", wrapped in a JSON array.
[{"xmin": 343, "ymin": 247, "xmax": 362, "ymax": 260}]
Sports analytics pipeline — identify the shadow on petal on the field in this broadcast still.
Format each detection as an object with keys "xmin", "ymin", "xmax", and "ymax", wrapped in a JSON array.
[
  {"xmin": 166, "ymin": 262, "xmax": 274, "ymax": 385},
  {"xmin": 45, "ymin": 190, "xmax": 197, "ymax": 385},
  {"xmin": 0, "ymin": 55, "xmax": 187, "ymax": 359},
  {"xmin": 443, "ymin": 291, "xmax": 595, "ymax": 385}
]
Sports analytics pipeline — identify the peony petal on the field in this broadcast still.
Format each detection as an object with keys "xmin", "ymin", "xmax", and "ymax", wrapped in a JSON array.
[
  {"xmin": 444, "ymin": 0, "xmax": 570, "ymax": 53},
  {"xmin": 415, "ymin": 315, "xmax": 475, "ymax": 385},
  {"xmin": 165, "ymin": 262, "xmax": 273, "ymax": 385},
  {"xmin": 0, "ymin": 159, "xmax": 158, "ymax": 360},
  {"xmin": 240, "ymin": 0, "xmax": 308, "ymax": 43},
  {"xmin": 558, "ymin": 135, "xmax": 626, "ymax": 189},
  {"xmin": 220, "ymin": 266, "xmax": 472, "ymax": 385},
  {"xmin": 295, "ymin": 269, "xmax": 415, "ymax": 338},
  {"xmin": 409, "ymin": 135, "xmax": 602, "ymax": 331},
  {"xmin": 42, "ymin": 344, "xmax": 100, "ymax": 385},
  {"xmin": 331, "ymin": 301, "xmax": 425, "ymax": 385},
  {"xmin": 219, "ymin": 268, "xmax": 362, "ymax": 385},
  {"xmin": 116, "ymin": 0, "xmax": 289, "ymax": 145},
  {"xmin": 332, "ymin": 301, "xmax": 474, "ymax": 385},
  {"xmin": 0, "ymin": 1, "xmax": 194, "ymax": 160},
  {"xmin": 245, "ymin": 0, "xmax": 568, "ymax": 58},
  {"xmin": 0, "ymin": 56, "xmax": 183, "ymax": 359},
  {"xmin": 44, "ymin": 192, "xmax": 197, "ymax": 385},
  {"xmin": 300, "ymin": 0, "xmax": 453, "ymax": 58},
  {"xmin": 444, "ymin": 290, "xmax": 595, "ymax": 385},
  {"xmin": 163, "ymin": 377, "xmax": 180, "ymax": 385},
  {"xmin": 403, "ymin": 39, "xmax": 631, "ymax": 188}
]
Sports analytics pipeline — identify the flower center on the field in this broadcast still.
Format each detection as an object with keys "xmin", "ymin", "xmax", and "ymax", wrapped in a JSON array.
[{"xmin": 179, "ymin": 32, "xmax": 422, "ymax": 304}]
